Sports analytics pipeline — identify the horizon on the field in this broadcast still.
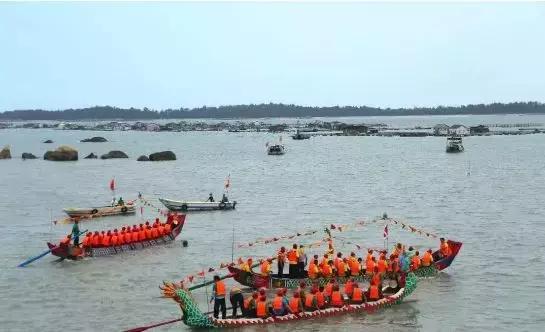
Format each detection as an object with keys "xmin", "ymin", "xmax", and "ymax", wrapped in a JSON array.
[{"xmin": 1, "ymin": 2, "xmax": 545, "ymax": 111}]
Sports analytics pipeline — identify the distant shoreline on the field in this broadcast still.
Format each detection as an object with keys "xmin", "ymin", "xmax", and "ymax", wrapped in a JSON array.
[{"xmin": 1, "ymin": 102, "xmax": 544, "ymax": 121}]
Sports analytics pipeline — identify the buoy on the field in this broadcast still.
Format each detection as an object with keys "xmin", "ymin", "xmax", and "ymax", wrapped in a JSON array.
[{"xmin": 182, "ymin": 240, "xmax": 188, "ymax": 247}]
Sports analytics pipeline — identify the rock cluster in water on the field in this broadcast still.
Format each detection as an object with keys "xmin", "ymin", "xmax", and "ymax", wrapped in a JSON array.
[
  {"xmin": 43, "ymin": 139, "xmax": 53, "ymax": 144},
  {"xmin": 0, "ymin": 146, "xmax": 11, "ymax": 159},
  {"xmin": 81, "ymin": 136, "xmax": 108, "ymax": 143},
  {"xmin": 137, "ymin": 155, "xmax": 150, "ymax": 161},
  {"xmin": 149, "ymin": 151, "xmax": 176, "ymax": 161},
  {"xmin": 44, "ymin": 146, "xmax": 78, "ymax": 161},
  {"xmin": 101, "ymin": 150, "xmax": 128, "ymax": 159},
  {"xmin": 84, "ymin": 153, "xmax": 98, "ymax": 159}
]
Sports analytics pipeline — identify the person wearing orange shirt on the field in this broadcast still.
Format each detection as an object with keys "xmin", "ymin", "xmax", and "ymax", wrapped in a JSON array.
[
  {"xmin": 344, "ymin": 278, "xmax": 354, "ymax": 297},
  {"xmin": 255, "ymin": 296, "xmax": 268, "ymax": 318},
  {"xmin": 164, "ymin": 222, "xmax": 171, "ymax": 235},
  {"xmin": 138, "ymin": 224, "xmax": 146, "ymax": 242},
  {"xmin": 366, "ymin": 256, "xmax": 376, "ymax": 276},
  {"xmin": 351, "ymin": 283, "xmax": 365, "ymax": 304},
  {"xmin": 287, "ymin": 244, "xmax": 299, "ymax": 278},
  {"xmin": 337, "ymin": 258, "xmax": 347, "ymax": 277},
  {"xmin": 411, "ymin": 251, "xmax": 421, "ymax": 271},
  {"xmin": 304, "ymin": 288, "xmax": 318, "ymax": 311},
  {"xmin": 212, "ymin": 275, "xmax": 227, "ymax": 319},
  {"xmin": 260, "ymin": 258, "xmax": 272, "ymax": 277},
  {"xmin": 288, "ymin": 292, "xmax": 303, "ymax": 314},
  {"xmin": 321, "ymin": 260, "xmax": 333, "ymax": 278},
  {"xmin": 151, "ymin": 225, "xmax": 159, "ymax": 239},
  {"xmin": 422, "ymin": 249, "xmax": 434, "ymax": 267},
  {"xmin": 330, "ymin": 284, "xmax": 344, "ymax": 308},
  {"xmin": 102, "ymin": 231, "xmax": 111, "ymax": 247},
  {"xmin": 145, "ymin": 225, "xmax": 152, "ymax": 240}
]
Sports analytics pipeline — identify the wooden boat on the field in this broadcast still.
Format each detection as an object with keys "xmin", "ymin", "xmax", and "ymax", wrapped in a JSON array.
[
  {"xmin": 46, "ymin": 215, "xmax": 185, "ymax": 260},
  {"xmin": 228, "ymin": 240, "xmax": 462, "ymax": 289},
  {"xmin": 159, "ymin": 197, "xmax": 236, "ymax": 212},
  {"xmin": 161, "ymin": 272, "xmax": 418, "ymax": 328},
  {"xmin": 63, "ymin": 202, "xmax": 136, "ymax": 218},
  {"xmin": 446, "ymin": 135, "xmax": 464, "ymax": 153}
]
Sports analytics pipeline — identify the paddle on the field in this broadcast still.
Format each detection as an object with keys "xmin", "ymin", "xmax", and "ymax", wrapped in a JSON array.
[
  {"xmin": 124, "ymin": 308, "xmax": 235, "ymax": 331},
  {"xmin": 17, "ymin": 229, "xmax": 88, "ymax": 267}
]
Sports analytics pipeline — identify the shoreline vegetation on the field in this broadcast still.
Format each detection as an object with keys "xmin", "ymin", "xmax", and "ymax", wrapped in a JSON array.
[{"xmin": 1, "ymin": 102, "xmax": 545, "ymax": 121}]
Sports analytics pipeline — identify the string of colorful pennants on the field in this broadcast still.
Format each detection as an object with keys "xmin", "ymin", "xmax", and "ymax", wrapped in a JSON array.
[{"xmin": 387, "ymin": 218, "xmax": 439, "ymax": 239}]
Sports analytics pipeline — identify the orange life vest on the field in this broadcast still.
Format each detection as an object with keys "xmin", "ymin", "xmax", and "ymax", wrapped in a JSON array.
[
  {"xmin": 369, "ymin": 285, "xmax": 380, "ymax": 300},
  {"xmin": 319, "ymin": 257, "xmax": 328, "ymax": 269},
  {"xmin": 287, "ymin": 250, "xmax": 298, "ymax": 264},
  {"xmin": 215, "ymin": 281, "xmax": 226, "ymax": 296},
  {"xmin": 60, "ymin": 236, "xmax": 70, "ymax": 245},
  {"xmin": 304, "ymin": 294, "xmax": 315, "ymax": 308},
  {"xmin": 243, "ymin": 297, "xmax": 252, "ymax": 309},
  {"xmin": 164, "ymin": 223, "xmax": 171, "ymax": 234},
  {"xmin": 349, "ymin": 260, "xmax": 360, "ymax": 276},
  {"xmin": 321, "ymin": 264, "xmax": 332, "ymax": 277},
  {"xmin": 138, "ymin": 229, "xmax": 146, "ymax": 241},
  {"xmin": 260, "ymin": 261, "xmax": 271, "ymax": 275},
  {"xmin": 441, "ymin": 242, "xmax": 451, "ymax": 256},
  {"xmin": 124, "ymin": 231, "xmax": 131, "ymax": 244},
  {"xmin": 308, "ymin": 262, "xmax": 319, "ymax": 279},
  {"xmin": 289, "ymin": 297, "xmax": 301, "ymax": 313},
  {"xmin": 371, "ymin": 273, "xmax": 381, "ymax": 286},
  {"xmin": 411, "ymin": 256, "xmax": 421, "ymax": 270},
  {"xmin": 337, "ymin": 261, "xmax": 346, "ymax": 277},
  {"xmin": 82, "ymin": 236, "xmax": 91, "ymax": 247},
  {"xmin": 315, "ymin": 291, "xmax": 325, "ymax": 308},
  {"xmin": 422, "ymin": 252, "xmax": 433, "ymax": 266},
  {"xmin": 273, "ymin": 296, "xmax": 283, "ymax": 311},
  {"xmin": 366, "ymin": 260, "xmax": 375, "ymax": 274},
  {"xmin": 324, "ymin": 283, "xmax": 334, "ymax": 297},
  {"xmin": 131, "ymin": 231, "xmax": 139, "ymax": 243},
  {"xmin": 111, "ymin": 235, "xmax": 118, "ymax": 246},
  {"xmin": 344, "ymin": 280, "xmax": 354, "ymax": 296},
  {"xmin": 102, "ymin": 235, "xmax": 111, "ymax": 247},
  {"xmin": 256, "ymin": 300, "xmax": 267, "ymax": 318},
  {"xmin": 366, "ymin": 253, "xmax": 373, "ymax": 263},
  {"xmin": 151, "ymin": 227, "xmax": 158, "ymax": 239},
  {"xmin": 352, "ymin": 288, "xmax": 363, "ymax": 302},
  {"xmin": 377, "ymin": 259, "xmax": 388, "ymax": 273},
  {"xmin": 330, "ymin": 291, "xmax": 343, "ymax": 307},
  {"xmin": 158, "ymin": 225, "xmax": 165, "ymax": 236},
  {"xmin": 119, "ymin": 232, "xmax": 126, "ymax": 245},
  {"xmin": 145, "ymin": 228, "xmax": 152, "ymax": 239},
  {"xmin": 91, "ymin": 235, "xmax": 100, "ymax": 247}
]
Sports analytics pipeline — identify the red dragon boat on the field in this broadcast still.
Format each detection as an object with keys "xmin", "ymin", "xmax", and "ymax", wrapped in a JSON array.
[
  {"xmin": 228, "ymin": 240, "xmax": 462, "ymax": 289},
  {"xmin": 47, "ymin": 215, "xmax": 186, "ymax": 260}
]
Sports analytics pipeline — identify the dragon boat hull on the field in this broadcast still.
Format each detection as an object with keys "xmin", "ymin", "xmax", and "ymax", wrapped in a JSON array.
[
  {"xmin": 47, "ymin": 217, "xmax": 185, "ymax": 260},
  {"xmin": 163, "ymin": 272, "xmax": 417, "ymax": 328},
  {"xmin": 229, "ymin": 240, "xmax": 462, "ymax": 289}
]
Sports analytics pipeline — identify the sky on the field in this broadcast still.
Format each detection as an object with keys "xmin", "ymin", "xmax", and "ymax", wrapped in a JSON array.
[{"xmin": 1, "ymin": 2, "xmax": 544, "ymax": 111}]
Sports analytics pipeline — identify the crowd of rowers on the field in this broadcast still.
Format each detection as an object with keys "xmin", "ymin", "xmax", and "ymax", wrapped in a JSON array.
[
  {"xmin": 212, "ymin": 238, "xmax": 453, "ymax": 319},
  {"xmin": 59, "ymin": 213, "xmax": 185, "ymax": 248},
  {"xmin": 240, "ymin": 238, "xmax": 452, "ymax": 280}
]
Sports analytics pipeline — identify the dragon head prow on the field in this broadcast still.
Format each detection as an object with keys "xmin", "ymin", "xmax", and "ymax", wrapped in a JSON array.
[{"xmin": 160, "ymin": 281, "xmax": 216, "ymax": 328}]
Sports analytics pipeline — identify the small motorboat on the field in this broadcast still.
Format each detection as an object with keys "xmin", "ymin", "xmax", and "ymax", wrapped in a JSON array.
[
  {"xmin": 446, "ymin": 135, "xmax": 464, "ymax": 153},
  {"xmin": 267, "ymin": 144, "xmax": 285, "ymax": 155},
  {"xmin": 159, "ymin": 197, "xmax": 236, "ymax": 212},
  {"xmin": 291, "ymin": 129, "xmax": 311, "ymax": 140},
  {"xmin": 63, "ymin": 202, "xmax": 136, "ymax": 218}
]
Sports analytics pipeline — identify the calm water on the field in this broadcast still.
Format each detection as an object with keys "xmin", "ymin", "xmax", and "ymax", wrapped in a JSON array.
[{"xmin": 1, "ymin": 115, "xmax": 544, "ymax": 331}]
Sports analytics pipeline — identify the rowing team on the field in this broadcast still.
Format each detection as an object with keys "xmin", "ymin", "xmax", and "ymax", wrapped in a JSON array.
[
  {"xmin": 59, "ymin": 217, "xmax": 183, "ymax": 248},
  {"xmin": 214, "ymin": 275, "xmax": 395, "ymax": 320}
]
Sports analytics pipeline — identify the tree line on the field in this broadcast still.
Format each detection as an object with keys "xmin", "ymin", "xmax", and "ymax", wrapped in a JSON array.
[{"xmin": 0, "ymin": 102, "xmax": 544, "ymax": 120}]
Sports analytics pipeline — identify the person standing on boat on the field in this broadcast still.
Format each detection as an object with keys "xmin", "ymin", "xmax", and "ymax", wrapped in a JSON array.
[
  {"xmin": 117, "ymin": 197, "xmax": 124, "ymax": 206},
  {"xmin": 111, "ymin": 197, "xmax": 116, "ymax": 207},
  {"xmin": 207, "ymin": 193, "xmax": 215, "ymax": 202},
  {"xmin": 211, "ymin": 275, "xmax": 227, "ymax": 319},
  {"xmin": 287, "ymin": 244, "xmax": 299, "ymax": 278},
  {"xmin": 71, "ymin": 220, "xmax": 80, "ymax": 246},
  {"xmin": 439, "ymin": 238, "xmax": 451, "ymax": 258},
  {"xmin": 297, "ymin": 245, "xmax": 307, "ymax": 277},
  {"xmin": 277, "ymin": 247, "xmax": 287, "ymax": 278},
  {"xmin": 221, "ymin": 193, "xmax": 228, "ymax": 203},
  {"xmin": 229, "ymin": 286, "xmax": 244, "ymax": 318}
]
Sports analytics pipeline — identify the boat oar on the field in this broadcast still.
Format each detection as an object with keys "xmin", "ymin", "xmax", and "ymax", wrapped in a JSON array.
[
  {"xmin": 17, "ymin": 229, "xmax": 88, "ymax": 267},
  {"xmin": 123, "ymin": 318, "xmax": 183, "ymax": 332}
]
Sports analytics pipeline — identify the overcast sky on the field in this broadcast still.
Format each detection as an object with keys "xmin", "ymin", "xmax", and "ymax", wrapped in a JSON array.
[{"xmin": 1, "ymin": 2, "xmax": 544, "ymax": 111}]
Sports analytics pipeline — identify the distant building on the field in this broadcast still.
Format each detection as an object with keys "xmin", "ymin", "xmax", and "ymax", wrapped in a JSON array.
[
  {"xmin": 470, "ymin": 125, "xmax": 490, "ymax": 135},
  {"xmin": 433, "ymin": 124, "xmax": 450, "ymax": 136},
  {"xmin": 449, "ymin": 124, "xmax": 469, "ymax": 136}
]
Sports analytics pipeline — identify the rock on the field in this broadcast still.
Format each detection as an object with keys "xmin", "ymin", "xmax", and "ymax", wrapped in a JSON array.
[
  {"xmin": 0, "ymin": 146, "xmax": 11, "ymax": 159},
  {"xmin": 137, "ymin": 155, "xmax": 150, "ymax": 161},
  {"xmin": 22, "ymin": 153, "xmax": 37, "ymax": 159},
  {"xmin": 43, "ymin": 139, "xmax": 53, "ymax": 144},
  {"xmin": 84, "ymin": 153, "xmax": 98, "ymax": 159},
  {"xmin": 44, "ymin": 145, "xmax": 78, "ymax": 161},
  {"xmin": 100, "ymin": 150, "xmax": 128, "ymax": 159},
  {"xmin": 81, "ymin": 136, "xmax": 108, "ymax": 143},
  {"xmin": 149, "ymin": 151, "xmax": 176, "ymax": 161}
]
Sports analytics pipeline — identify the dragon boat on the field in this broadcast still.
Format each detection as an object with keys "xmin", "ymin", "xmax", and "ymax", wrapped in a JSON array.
[
  {"xmin": 228, "ymin": 240, "xmax": 462, "ymax": 289},
  {"xmin": 46, "ymin": 215, "xmax": 186, "ymax": 260},
  {"xmin": 160, "ymin": 272, "xmax": 417, "ymax": 328}
]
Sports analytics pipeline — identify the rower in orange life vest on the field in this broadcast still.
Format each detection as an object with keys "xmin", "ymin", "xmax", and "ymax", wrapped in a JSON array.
[
  {"xmin": 60, "ymin": 234, "xmax": 72, "ymax": 247},
  {"xmin": 321, "ymin": 260, "xmax": 334, "ymax": 278},
  {"xmin": 307, "ymin": 258, "xmax": 319, "ymax": 279},
  {"xmin": 348, "ymin": 252, "xmax": 360, "ymax": 276},
  {"xmin": 366, "ymin": 256, "xmax": 376, "ymax": 276},
  {"xmin": 334, "ymin": 252, "xmax": 343, "ymax": 271},
  {"xmin": 255, "ymin": 296, "xmax": 268, "ymax": 318},
  {"xmin": 316, "ymin": 286, "xmax": 326, "ymax": 309},
  {"xmin": 131, "ymin": 225, "xmax": 139, "ymax": 243},
  {"xmin": 288, "ymin": 291, "xmax": 303, "ymax": 314},
  {"xmin": 421, "ymin": 249, "xmax": 434, "ymax": 267},
  {"xmin": 304, "ymin": 288, "xmax": 319, "ymax": 311},
  {"xmin": 377, "ymin": 253, "xmax": 388, "ymax": 274},
  {"xmin": 82, "ymin": 233, "xmax": 92, "ymax": 249},
  {"xmin": 243, "ymin": 292, "xmax": 258, "ymax": 317},
  {"xmin": 367, "ymin": 279, "xmax": 382, "ymax": 301},
  {"xmin": 211, "ymin": 275, "xmax": 227, "ymax": 319},
  {"xmin": 366, "ymin": 249, "xmax": 374, "ymax": 264},
  {"xmin": 102, "ymin": 230, "xmax": 111, "ymax": 247},
  {"xmin": 351, "ymin": 283, "xmax": 365, "ymax": 304},
  {"xmin": 344, "ymin": 278, "xmax": 355, "ymax": 297},
  {"xmin": 272, "ymin": 289, "xmax": 288, "ymax": 316},
  {"xmin": 330, "ymin": 284, "xmax": 344, "ymax": 308},
  {"xmin": 439, "ymin": 238, "xmax": 451, "ymax": 258},
  {"xmin": 411, "ymin": 251, "xmax": 421, "ymax": 271},
  {"xmin": 111, "ymin": 229, "xmax": 119, "ymax": 246},
  {"xmin": 324, "ymin": 279, "xmax": 335, "ymax": 299},
  {"xmin": 138, "ymin": 224, "xmax": 146, "ymax": 241},
  {"xmin": 260, "ymin": 258, "xmax": 272, "ymax": 277},
  {"xmin": 337, "ymin": 258, "xmax": 347, "ymax": 277}
]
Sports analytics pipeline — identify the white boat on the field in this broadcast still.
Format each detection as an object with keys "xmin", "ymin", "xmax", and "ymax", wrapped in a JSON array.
[
  {"xmin": 159, "ymin": 197, "xmax": 237, "ymax": 211},
  {"xmin": 267, "ymin": 144, "xmax": 285, "ymax": 155},
  {"xmin": 446, "ymin": 136, "xmax": 464, "ymax": 153},
  {"xmin": 63, "ymin": 202, "xmax": 136, "ymax": 218}
]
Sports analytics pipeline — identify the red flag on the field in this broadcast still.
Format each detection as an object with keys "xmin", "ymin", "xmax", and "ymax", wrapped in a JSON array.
[
  {"xmin": 109, "ymin": 178, "xmax": 115, "ymax": 191},
  {"xmin": 188, "ymin": 275, "xmax": 194, "ymax": 283},
  {"xmin": 384, "ymin": 225, "xmax": 389, "ymax": 238}
]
